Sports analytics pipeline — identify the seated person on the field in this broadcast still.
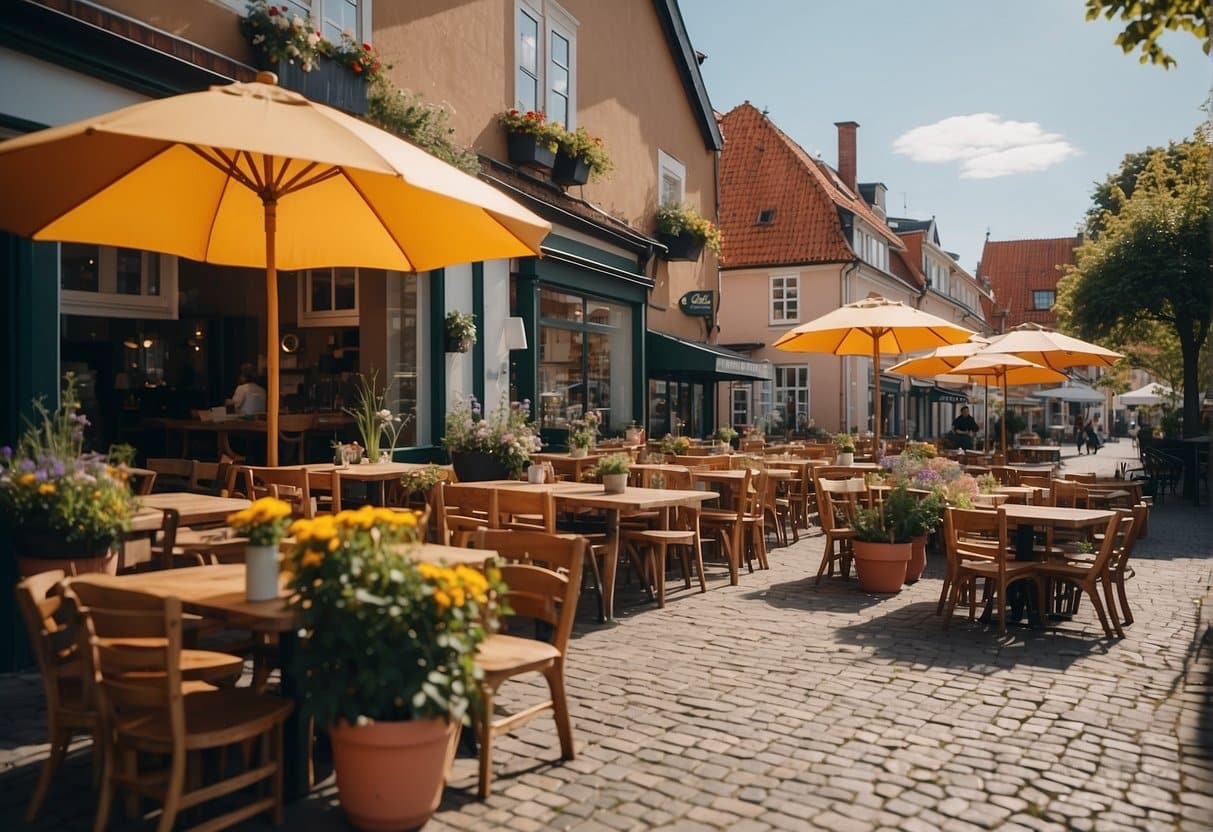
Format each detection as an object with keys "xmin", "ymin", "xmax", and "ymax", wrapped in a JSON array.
[
  {"xmin": 951, "ymin": 406, "xmax": 979, "ymax": 451},
  {"xmin": 226, "ymin": 362, "xmax": 267, "ymax": 416}
]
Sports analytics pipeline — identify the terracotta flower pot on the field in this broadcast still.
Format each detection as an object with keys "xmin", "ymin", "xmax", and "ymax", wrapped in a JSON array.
[
  {"xmin": 851, "ymin": 540, "xmax": 911, "ymax": 593},
  {"xmin": 330, "ymin": 717, "xmax": 459, "ymax": 832},
  {"xmin": 13, "ymin": 526, "xmax": 116, "ymax": 577},
  {"xmin": 905, "ymin": 534, "xmax": 928, "ymax": 584}
]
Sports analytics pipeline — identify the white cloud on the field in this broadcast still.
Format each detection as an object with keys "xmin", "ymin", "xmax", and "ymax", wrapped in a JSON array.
[{"xmin": 892, "ymin": 113, "xmax": 1079, "ymax": 179}]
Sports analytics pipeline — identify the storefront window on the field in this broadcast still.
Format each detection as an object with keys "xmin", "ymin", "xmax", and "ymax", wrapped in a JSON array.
[
  {"xmin": 61, "ymin": 243, "xmax": 100, "ymax": 293},
  {"xmin": 537, "ymin": 287, "xmax": 631, "ymax": 433},
  {"xmin": 385, "ymin": 273, "xmax": 425, "ymax": 447}
]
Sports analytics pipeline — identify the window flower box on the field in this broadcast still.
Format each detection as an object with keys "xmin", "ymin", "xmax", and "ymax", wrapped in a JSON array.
[
  {"xmin": 552, "ymin": 151, "xmax": 590, "ymax": 186},
  {"xmin": 655, "ymin": 202, "xmax": 722, "ymax": 262},
  {"xmin": 266, "ymin": 56, "xmax": 368, "ymax": 115},
  {"xmin": 657, "ymin": 231, "xmax": 705, "ymax": 262},
  {"xmin": 507, "ymin": 133, "xmax": 557, "ymax": 169}
]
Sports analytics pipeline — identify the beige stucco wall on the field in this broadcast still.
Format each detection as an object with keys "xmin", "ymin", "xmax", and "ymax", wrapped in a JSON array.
[
  {"xmin": 100, "ymin": 0, "xmax": 254, "ymax": 63},
  {"xmin": 374, "ymin": 0, "xmax": 718, "ymax": 341}
]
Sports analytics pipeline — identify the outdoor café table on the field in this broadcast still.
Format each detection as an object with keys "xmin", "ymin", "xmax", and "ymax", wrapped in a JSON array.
[
  {"xmin": 1000, "ymin": 504, "xmax": 1116, "ymax": 561},
  {"xmin": 131, "ymin": 492, "xmax": 251, "ymax": 531},
  {"xmin": 457, "ymin": 480, "xmax": 717, "ymax": 621},
  {"xmin": 70, "ymin": 542, "xmax": 494, "ymax": 802},
  {"xmin": 531, "ymin": 451, "xmax": 604, "ymax": 482},
  {"xmin": 993, "ymin": 485, "xmax": 1041, "ymax": 505},
  {"xmin": 295, "ymin": 461, "xmax": 447, "ymax": 508}
]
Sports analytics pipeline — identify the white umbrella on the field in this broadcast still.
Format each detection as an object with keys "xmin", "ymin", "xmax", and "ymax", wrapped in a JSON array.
[
  {"xmin": 1035, "ymin": 383, "xmax": 1105, "ymax": 403},
  {"xmin": 1115, "ymin": 382, "xmax": 1178, "ymax": 407}
]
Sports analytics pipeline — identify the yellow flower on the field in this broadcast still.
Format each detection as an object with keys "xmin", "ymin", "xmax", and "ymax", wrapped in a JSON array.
[
  {"xmin": 433, "ymin": 589, "xmax": 451, "ymax": 611},
  {"xmin": 37, "ymin": 483, "xmax": 56, "ymax": 495},
  {"xmin": 301, "ymin": 550, "xmax": 324, "ymax": 569},
  {"xmin": 18, "ymin": 473, "xmax": 35, "ymax": 485}
]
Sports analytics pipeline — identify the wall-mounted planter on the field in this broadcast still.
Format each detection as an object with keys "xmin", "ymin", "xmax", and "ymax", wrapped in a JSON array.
[
  {"xmin": 265, "ymin": 56, "xmax": 368, "ymax": 115},
  {"xmin": 507, "ymin": 133, "xmax": 556, "ymax": 169},
  {"xmin": 658, "ymin": 231, "xmax": 704, "ymax": 262},
  {"xmin": 552, "ymin": 151, "xmax": 590, "ymax": 186},
  {"xmin": 445, "ymin": 334, "xmax": 473, "ymax": 354}
]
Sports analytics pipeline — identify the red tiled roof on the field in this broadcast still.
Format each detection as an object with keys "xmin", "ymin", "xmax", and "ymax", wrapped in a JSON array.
[
  {"xmin": 718, "ymin": 103, "xmax": 903, "ymax": 270},
  {"xmin": 978, "ymin": 236, "xmax": 1079, "ymax": 330},
  {"xmin": 891, "ymin": 230, "xmax": 926, "ymax": 289}
]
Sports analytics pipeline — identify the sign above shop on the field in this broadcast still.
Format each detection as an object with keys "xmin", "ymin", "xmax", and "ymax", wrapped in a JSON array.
[{"xmin": 678, "ymin": 290, "xmax": 714, "ymax": 317}]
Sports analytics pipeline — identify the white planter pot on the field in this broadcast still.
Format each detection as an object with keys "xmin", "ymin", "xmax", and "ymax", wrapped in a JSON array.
[
  {"xmin": 837, "ymin": 452, "xmax": 854, "ymax": 466},
  {"xmin": 625, "ymin": 429, "xmax": 642, "ymax": 443},
  {"xmin": 603, "ymin": 473, "xmax": 628, "ymax": 494},
  {"xmin": 569, "ymin": 446, "xmax": 589, "ymax": 459},
  {"xmin": 527, "ymin": 464, "xmax": 546, "ymax": 484},
  {"xmin": 245, "ymin": 544, "xmax": 280, "ymax": 602}
]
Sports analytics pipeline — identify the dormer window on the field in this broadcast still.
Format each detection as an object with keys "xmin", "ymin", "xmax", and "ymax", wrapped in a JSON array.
[{"xmin": 756, "ymin": 209, "xmax": 776, "ymax": 226}]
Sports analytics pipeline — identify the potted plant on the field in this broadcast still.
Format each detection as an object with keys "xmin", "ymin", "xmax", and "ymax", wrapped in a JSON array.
[
  {"xmin": 283, "ymin": 505, "xmax": 502, "ymax": 830},
  {"xmin": 834, "ymin": 432, "xmax": 857, "ymax": 466},
  {"xmin": 567, "ymin": 411, "xmax": 599, "ymax": 458},
  {"xmin": 595, "ymin": 453, "xmax": 631, "ymax": 494},
  {"xmin": 0, "ymin": 373, "xmax": 137, "ymax": 577},
  {"xmin": 552, "ymin": 125, "xmax": 613, "ymax": 186},
  {"xmin": 905, "ymin": 491, "xmax": 945, "ymax": 584},
  {"xmin": 344, "ymin": 371, "xmax": 410, "ymax": 462},
  {"xmin": 850, "ymin": 484, "xmax": 917, "ymax": 592},
  {"xmin": 497, "ymin": 109, "xmax": 560, "ymax": 168},
  {"xmin": 659, "ymin": 434, "xmax": 691, "ymax": 458},
  {"xmin": 655, "ymin": 202, "xmax": 723, "ymax": 262},
  {"xmin": 444, "ymin": 310, "xmax": 478, "ymax": 353},
  {"xmin": 625, "ymin": 421, "xmax": 644, "ymax": 443},
  {"xmin": 227, "ymin": 497, "xmax": 292, "ymax": 600},
  {"xmin": 712, "ymin": 425, "xmax": 738, "ymax": 451},
  {"xmin": 442, "ymin": 395, "xmax": 542, "ymax": 481}
]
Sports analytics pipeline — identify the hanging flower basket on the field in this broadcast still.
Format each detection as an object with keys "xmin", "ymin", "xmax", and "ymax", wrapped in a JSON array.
[
  {"xmin": 658, "ymin": 231, "xmax": 705, "ymax": 262},
  {"xmin": 552, "ymin": 150, "xmax": 590, "ymax": 186}
]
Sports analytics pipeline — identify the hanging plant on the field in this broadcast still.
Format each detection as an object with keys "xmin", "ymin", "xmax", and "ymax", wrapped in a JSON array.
[{"xmin": 445, "ymin": 310, "xmax": 477, "ymax": 353}]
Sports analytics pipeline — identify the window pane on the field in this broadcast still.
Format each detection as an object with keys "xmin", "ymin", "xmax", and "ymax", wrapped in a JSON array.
[
  {"xmin": 549, "ymin": 91, "xmax": 568, "ymax": 128},
  {"xmin": 539, "ymin": 326, "xmax": 583, "ymax": 430},
  {"xmin": 539, "ymin": 288, "xmax": 582, "ymax": 321},
  {"xmin": 517, "ymin": 67, "xmax": 538, "ymax": 112},
  {"xmin": 116, "ymin": 248, "xmax": 142, "ymax": 295},
  {"xmin": 324, "ymin": 0, "xmax": 360, "ymax": 41},
  {"xmin": 61, "ymin": 243, "xmax": 100, "ymax": 292},
  {"xmin": 334, "ymin": 268, "xmax": 357, "ymax": 310},
  {"xmin": 551, "ymin": 31, "xmax": 569, "ymax": 67},
  {"xmin": 310, "ymin": 270, "xmax": 333, "ymax": 311},
  {"xmin": 519, "ymin": 10, "xmax": 539, "ymax": 72},
  {"xmin": 388, "ymin": 273, "xmax": 419, "ymax": 447},
  {"xmin": 145, "ymin": 254, "xmax": 160, "ymax": 296}
]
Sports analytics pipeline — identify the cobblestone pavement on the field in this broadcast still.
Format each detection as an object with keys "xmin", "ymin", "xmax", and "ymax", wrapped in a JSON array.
[{"xmin": 2, "ymin": 439, "xmax": 1210, "ymax": 831}]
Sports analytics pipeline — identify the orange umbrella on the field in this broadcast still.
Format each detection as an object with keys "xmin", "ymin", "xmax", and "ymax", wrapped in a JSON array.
[
  {"xmin": 980, "ymin": 322, "xmax": 1122, "ymax": 370},
  {"xmin": 773, "ymin": 295, "xmax": 974, "ymax": 452},
  {"xmin": 0, "ymin": 73, "xmax": 551, "ymax": 464}
]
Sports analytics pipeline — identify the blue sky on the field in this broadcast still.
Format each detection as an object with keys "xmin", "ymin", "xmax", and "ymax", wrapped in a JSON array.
[{"xmin": 680, "ymin": 0, "xmax": 1209, "ymax": 272}]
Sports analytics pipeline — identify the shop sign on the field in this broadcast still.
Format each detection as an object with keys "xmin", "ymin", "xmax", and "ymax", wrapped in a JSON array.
[{"xmin": 678, "ymin": 290, "xmax": 714, "ymax": 317}]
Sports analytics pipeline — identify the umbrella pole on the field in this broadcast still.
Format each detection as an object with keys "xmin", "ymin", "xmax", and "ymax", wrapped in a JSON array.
[
  {"xmin": 984, "ymin": 380, "xmax": 989, "ymax": 452},
  {"xmin": 1001, "ymin": 375, "xmax": 1008, "ymax": 460},
  {"xmin": 265, "ymin": 199, "xmax": 279, "ymax": 467},
  {"xmin": 873, "ymin": 339, "xmax": 882, "ymax": 458}
]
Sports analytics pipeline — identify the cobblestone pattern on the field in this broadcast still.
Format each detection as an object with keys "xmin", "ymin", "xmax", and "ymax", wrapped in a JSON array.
[{"xmin": 1, "ymin": 440, "xmax": 1209, "ymax": 831}]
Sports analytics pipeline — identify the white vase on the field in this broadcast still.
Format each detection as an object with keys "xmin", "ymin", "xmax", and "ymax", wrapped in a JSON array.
[
  {"xmin": 837, "ymin": 452, "xmax": 854, "ymax": 466},
  {"xmin": 527, "ymin": 464, "xmax": 546, "ymax": 484},
  {"xmin": 245, "ymin": 544, "xmax": 280, "ymax": 602},
  {"xmin": 603, "ymin": 473, "xmax": 628, "ymax": 494},
  {"xmin": 569, "ymin": 446, "xmax": 588, "ymax": 459}
]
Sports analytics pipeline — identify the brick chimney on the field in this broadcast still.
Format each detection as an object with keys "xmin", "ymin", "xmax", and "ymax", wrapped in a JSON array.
[{"xmin": 835, "ymin": 120, "xmax": 859, "ymax": 193}]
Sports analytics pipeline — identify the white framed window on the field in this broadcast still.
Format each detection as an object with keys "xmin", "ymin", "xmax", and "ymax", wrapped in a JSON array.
[
  {"xmin": 769, "ymin": 273, "xmax": 800, "ymax": 325},
  {"xmin": 658, "ymin": 150, "xmax": 686, "ymax": 207},
  {"xmin": 855, "ymin": 225, "xmax": 888, "ymax": 272},
  {"xmin": 222, "ymin": 1, "xmax": 368, "ymax": 42},
  {"xmin": 731, "ymin": 386, "xmax": 749, "ymax": 428},
  {"xmin": 59, "ymin": 244, "xmax": 178, "ymax": 319},
  {"xmin": 514, "ymin": 0, "xmax": 578, "ymax": 128},
  {"xmin": 775, "ymin": 365, "xmax": 810, "ymax": 431},
  {"xmin": 1032, "ymin": 289, "xmax": 1055, "ymax": 310},
  {"xmin": 298, "ymin": 267, "xmax": 359, "ymax": 327}
]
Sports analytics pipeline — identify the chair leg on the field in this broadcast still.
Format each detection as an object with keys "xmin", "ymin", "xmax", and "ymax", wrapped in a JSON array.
[
  {"xmin": 157, "ymin": 748, "xmax": 187, "ymax": 832},
  {"xmin": 943, "ymin": 574, "xmax": 965, "ymax": 629},
  {"xmin": 544, "ymin": 664, "xmax": 576, "ymax": 761},
  {"xmin": 272, "ymin": 722, "xmax": 285, "ymax": 826},
  {"xmin": 477, "ymin": 686, "xmax": 496, "ymax": 799},
  {"xmin": 27, "ymin": 726, "xmax": 70, "ymax": 822},
  {"xmin": 815, "ymin": 539, "xmax": 836, "ymax": 584},
  {"xmin": 93, "ymin": 752, "xmax": 115, "ymax": 832},
  {"xmin": 122, "ymin": 749, "xmax": 140, "ymax": 819},
  {"xmin": 692, "ymin": 531, "xmax": 707, "ymax": 593},
  {"xmin": 1115, "ymin": 577, "xmax": 1133, "ymax": 625},
  {"xmin": 1085, "ymin": 582, "xmax": 1117, "ymax": 639}
]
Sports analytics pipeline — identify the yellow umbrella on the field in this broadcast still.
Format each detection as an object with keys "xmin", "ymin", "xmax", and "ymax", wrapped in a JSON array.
[
  {"xmin": 888, "ymin": 336, "xmax": 991, "ymax": 446},
  {"xmin": 944, "ymin": 354, "xmax": 1066, "ymax": 453},
  {"xmin": 772, "ymin": 295, "xmax": 975, "ymax": 453},
  {"xmin": 0, "ymin": 72, "xmax": 551, "ymax": 464},
  {"xmin": 981, "ymin": 322, "xmax": 1122, "ymax": 370}
]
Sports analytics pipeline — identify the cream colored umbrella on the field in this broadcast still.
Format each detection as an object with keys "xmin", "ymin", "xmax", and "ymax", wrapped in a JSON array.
[
  {"xmin": 773, "ymin": 295, "xmax": 975, "ymax": 452},
  {"xmin": 981, "ymin": 322, "xmax": 1122, "ymax": 370},
  {"xmin": 0, "ymin": 72, "xmax": 551, "ymax": 464},
  {"xmin": 945, "ymin": 354, "xmax": 1066, "ymax": 453}
]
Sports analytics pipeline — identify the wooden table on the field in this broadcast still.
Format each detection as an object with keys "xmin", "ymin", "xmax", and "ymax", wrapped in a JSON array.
[
  {"xmin": 131, "ymin": 492, "xmax": 251, "ymax": 531},
  {"xmin": 993, "ymin": 485, "xmax": 1042, "ymax": 505},
  {"xmin": 148, "ymin": 414, "xmax": 351, "ymax": 461},
  {"xmin": 71, "ymin": 542, "xmax": 493, "ymax": 802},
  {"xmin": 459, "ymin": 481, "xmax": 717, "ymax": 621},
  {"xmin": 531, "ymin": 452, "xmax": 603, "ymax": 482},
  {"xmin": 295, "ymin": 462, "xmax": 449, "ymax": 508},
  {"xmin": 1000, "ymin": 504, "xmax": 1115, "ymax": 560}
]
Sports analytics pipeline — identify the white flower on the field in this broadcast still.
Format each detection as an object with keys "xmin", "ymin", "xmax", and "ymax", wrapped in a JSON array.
[
  {"xmin": 306, "ymin": 32, "xmax": 321, "ymax": 46},
  {"xmin": 292, "ymin": 14, "xmax": 305, "ymax": 28},
  {"xmin": 276, "ymin": 15, "xmax": 289, "ymax": 28}
]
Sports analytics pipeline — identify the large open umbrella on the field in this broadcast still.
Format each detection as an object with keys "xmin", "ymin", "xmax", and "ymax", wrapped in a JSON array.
[
  {"xmin": 1034, "ymin": 383, "xmax": 1105, "ymax": 403},
  {"xmin": 772, "ymin": 295, "xmax": 974, "ymax": 453},
  {"xmin": 1115, "ymin": 382, "xmax": 1178, "ymax": 407},
  {"xmin": 0, "ymin": 72, "xmax": 551, "ymax": 464},
  {"xmin": 945, "ymin": 354, "xmax": 1066, "ymax": 454},
  {"xmin": 981, "ymin": 322, "xmax": 1122, "ymax": 371},
  {"xmin": 887, "ymin": 335, "xmax": 991, "ymax": 446}
]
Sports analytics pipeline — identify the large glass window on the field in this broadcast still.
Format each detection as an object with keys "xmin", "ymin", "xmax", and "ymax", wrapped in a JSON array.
[
  {"xmin": 731, "ymin": 386, "xmax": 749, "ymax": 428},
  {"xmin": 770, "ymin": 274, "xmax": 799, "ymax": 324},
  {"xmin": 385, "ymin": 272, "xmax": 424, "ymax": 447},
  {"xmin": 299, "ymin": 268, "xmax": 359, "ymax": 326},
  {"xmin": 514, "ymin": 1, "xmax": 577, "ymax": 127},
  {"xmin": 516, "ymin": 6, "xmax": 540, "ymax": 112},
  {"xmin": 537, "ymin": 287, "xmax": 631, "ymax": 433},
  {"xmin": 775, "ymin": 365, "xmax": 810, "ymax": 432},
  {"xmin": 59, "ymin": 244, "xmax": 177, "ymax": 319},
  {"xmin": 658, "ymin": 150, "xmax": 685, "ymax": 206}
]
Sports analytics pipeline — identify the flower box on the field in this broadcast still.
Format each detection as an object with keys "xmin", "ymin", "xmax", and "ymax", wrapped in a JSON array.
[
  {"xmin": 266, "ymin": 56, "xmax": 368, "ymax": 115},
  {"xmin": 658, "ymin": 231, "xmax": 704, "ymax": 262},
  {"xmin": 507, "ymin": 133, "xmax": 556, "ymax": 169},
  {"xmin": 552, "ymin": 151, "xmax": 590, "ymax": 186},
  {"xmin": 445, "ymin": 333, "xmax": 473, "ymax": 354}
]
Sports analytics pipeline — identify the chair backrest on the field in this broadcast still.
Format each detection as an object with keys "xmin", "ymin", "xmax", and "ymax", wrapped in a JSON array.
[
  {"xmin": 495, "ymin": 488, "xmax": 557, "ymax": 533},
  {"xmin": 471, "ymin": 530, "xmax": 586, "ymax": 652},
  {"xmin": 671, "ymin": 454, "xmax": 728, "ymax": 470},
  {"xmin": 146, "ymin": 458, "xmax": 196, "ymax": 491},
  {"xmin": 1052, "ymin": 479, "xmax": 1088, "ymax": 509},
  {"xmin": 75, "ymin": 583, "xmax": 185, "ymax": 742},
  {"xmin": 739, "ymin": 437, "xmax": 764, "ymax": 452},
  {"xmin": 1086, "ymin": 514, "xmax": 1134, "ymax": 576},
  {"xmin": 1109, "ymin": 505, "xmax": 1146, "ymax": 579},
  {"xmin": 124, "ymin": 467, "xmax": 158, "ymax": 496},
  {"xmin": 945, "ymin": 507, "xmax": 1003, "ymax": 559},
  {"xmin": 15, "ymin": 570, "xmax": 93, "ymax": 716},
  {"xmin": 1067, "ymin": 472, "xmax": 1097, "ymax": 484},
  {"xmin": 748, "ymin": 467, "xmax": 771, "ymax": 518},
  {"xmin": 238, "ymin": 466, "xmax": 315, "ymax": 518},
  {"xmin": 816, "ymin": 477, "xmax": 865, "ymax": 532}
]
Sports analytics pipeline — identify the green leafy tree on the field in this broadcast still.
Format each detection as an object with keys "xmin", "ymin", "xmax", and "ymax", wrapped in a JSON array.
[
  {"xmin": 1085, "ymin": 140, "xmax": 1191, "ymax": 235},
  {"xmin": 1084, "ymin": 0, "xmax": 1209, "ymax": 68},
  {"xmin": 1056, "ymin": 133, "xmax": 1210, "ymax": 436}
]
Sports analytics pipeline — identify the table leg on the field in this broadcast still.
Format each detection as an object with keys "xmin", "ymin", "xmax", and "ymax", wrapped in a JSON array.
[
  {"xmin": 277, "ymin": 629, "xmax": 310, "ymax": 802},
  {"xmin": 602, "ymin": 508, "xmax": 620, "ymax": 622}
]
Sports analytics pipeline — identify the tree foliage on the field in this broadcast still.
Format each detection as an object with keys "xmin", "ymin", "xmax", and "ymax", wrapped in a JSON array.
[
  {"xmin": 1056, "ymin": 133, "xmax": 1210, "ymax": 435},
  {"xmin": 1085, "ymin": 0, "xmax": 1209, "ymax": 68}
]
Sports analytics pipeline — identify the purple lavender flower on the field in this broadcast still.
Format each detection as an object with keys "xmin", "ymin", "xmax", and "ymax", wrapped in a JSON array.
[
  {"xmin": 17, "ymin": 458, "xmax": 35, "ymax": 473},
  {"xmin": 0, "ymin": 446, "xmax": 11, "ymax": 460},
  {"xmin": 34, "ymin": 469, "xmax": 47, "ymax": 482},
  {"xmin": 50, "ymin": 460, "xmax": 66, "ymax": 478},
  {"xmin": 70, "ymin": 429, "xmax": 84, "ymax": 443}
]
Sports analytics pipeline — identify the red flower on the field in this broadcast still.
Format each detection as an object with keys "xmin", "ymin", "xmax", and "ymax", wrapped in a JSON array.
[
  {"xmin": 268, "ymin": 5, "xmax": 278, "ymax": 15},
  {"xmin": 352, "ymin": 61, "xmax": 363, "ymax": 72},
  {"xmin": 363, "ymin": 42, "xmax": 373, "ymax": 51},
  {"xmin": 509, "ymin": 108, "xmax": 519, "ymax": 116}
]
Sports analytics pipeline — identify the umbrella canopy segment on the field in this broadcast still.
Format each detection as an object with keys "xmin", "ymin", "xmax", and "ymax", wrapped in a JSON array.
[
  {"xmin": 886, "ymin": 335, "xmax": 990, "ymax": 378},
  {"xmin": 0, "ymin": 73, "xmax": 552, "ymax": 465},
  {"xmin": 772, "ymin": 295, "xmax": 975, "ymax": 453},
  {"xmin": 948, "ymin": 354, "xmax": 1066, "ymax": 452},
  {"xmin": 981, "ymin": 322, "xmax": 1122, "ymax": 371},
  {"xmin": 1034, "ymin": 383, "xmax": 1106, "ymax": 403}
]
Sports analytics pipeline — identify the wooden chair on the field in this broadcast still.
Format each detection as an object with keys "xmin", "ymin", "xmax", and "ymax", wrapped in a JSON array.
[
  {"xmin": 15, "ymin": 571, "xmax": 98, "ymax": 822},
  {"xmin": 698, "ymin": 467, "xmax": 750, "ymax": 585},
  {"xmin": 145, "ymin": 459, "xmax": 195, "ymax": 493},
  {"xmin": 1105, "ymin": 504, "xmax": 1147, "ymax": 626},
  {"xmin": 741, "ymin": 467, "xmax": 770, "ymax": 571},
  {"xmin": 124, "ymin": 467, "xmax": 158, "ymax": 496},
  {"xmin": 814, "ymin": 477, "xmax": 866, "ymax": 583},
  {"xmin": 671, "ymin": 453, "xmax": 729, "ymax": 470},
  {"xmin": 937, "ymin": 507, "xmax": 1001, "ymax": 615},
  {"xmin": 621, "ymin": 467, "xmax": 705, "ymax": 607},
  {"xmin": 277, "ymin": 413, "xmax": 316, "ymax": 465},
  {"xmin": 468, "ymin": 530, "xmax": 585, "ymax": 798},
  {"xmin": 943, "ymin": 509, "xmax": 1039, "ymax": 636},
  {"xmin": 238, "ymin": 466, "xmax": 316, "ymax": 518},
  {"xmin": 1018, "ymin": 474, "xmax": 1053, "ymax": 506},
  {"xmin": 1037, "ymin": 514, "xmax": 1133, "ymax": 638},
  {"xmin": 81, "ymin": 584, "xmax": 293, "ymax": 832}
]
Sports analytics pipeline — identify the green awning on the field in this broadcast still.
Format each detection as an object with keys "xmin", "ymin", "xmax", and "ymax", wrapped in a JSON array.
[
  {"xmin": 647, "ymin": 331, "xmax": 774, "ymax": 382},
  {"xmin": 930, "ymin": 386, "xmax": 969, "ymax": 404}
]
